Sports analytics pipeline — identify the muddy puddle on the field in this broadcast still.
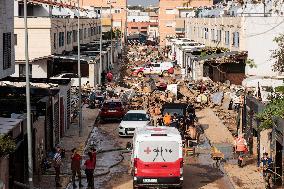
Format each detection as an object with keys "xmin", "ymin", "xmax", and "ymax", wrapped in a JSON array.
[{"xmin": 67, "ymin": 127, "xmax": 129, "ymax": 189}]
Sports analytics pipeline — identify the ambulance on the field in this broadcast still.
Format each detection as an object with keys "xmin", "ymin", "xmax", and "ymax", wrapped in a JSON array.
[{"xmin": 131, "ymin": 126, "xmax": 183, "ymax": 189}]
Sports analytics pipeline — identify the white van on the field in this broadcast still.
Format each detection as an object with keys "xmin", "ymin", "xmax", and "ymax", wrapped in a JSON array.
[{"xmin": 132, "ymin": 126, "xmax": 183, "ymax": 189}]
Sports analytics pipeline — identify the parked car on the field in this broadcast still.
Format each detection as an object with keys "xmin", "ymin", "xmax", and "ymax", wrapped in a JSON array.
[
  {"xmin": 132, "ymin": 62, "xmax": 174, "ymax": 77},
  {"xmin": 51, "ymin": 73, "xmax": 88, "ymax": 87},
  {"xmin": 131, "ymin": 126, "xmax": 183, "ymax": 189},
  {"xmin": 89, "ymin": 90, "xmax": 104, "ymax": 108},
  {"xmin": 162, "ymin": 103, "xmax": 195, "ymax": 118},
  {"xmin": 98, "ymin": 99, "xmax": 126, "ymax": 121},
  {"xmin": 118, "ymin": 110, "xmax": 150, "ymax": 137}
]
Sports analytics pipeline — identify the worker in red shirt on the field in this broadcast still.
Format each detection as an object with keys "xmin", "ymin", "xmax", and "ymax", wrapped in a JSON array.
[
  {"xmin": 106, "ymin": 71, "xmax": 113, "ymax": 82},
  {"xmin": 71, "ymin": 148, "xmax": 83, "ymax": 188},
  {"xmin": 84, "ymin": 152, "xmax": 95, "ymax": 189},
  {"xmin": 91, "ymin": 147, "xmax": 97, "ymax": 169}
]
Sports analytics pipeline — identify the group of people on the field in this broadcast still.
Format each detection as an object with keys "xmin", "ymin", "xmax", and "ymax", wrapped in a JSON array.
[{"xmin": 52, "ymin": 146, "xmax": 97, "ymax": 188}]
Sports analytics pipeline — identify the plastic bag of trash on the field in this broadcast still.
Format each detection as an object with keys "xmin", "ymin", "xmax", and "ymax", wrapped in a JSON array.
[{"xmin": 211, "ymin": 91, "xmax": 224, "ymax": 105}]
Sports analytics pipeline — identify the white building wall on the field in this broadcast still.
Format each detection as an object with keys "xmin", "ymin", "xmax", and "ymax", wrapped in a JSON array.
[
  {"xmin": 0, "ymin": 0, "xmax": 15, "ymax": 79},
  {"xmin": 185, "ymin": 16, "xmax": 284, "ymax": 79},
  {"xmin": 127, "ymin": 15, "xmax": 150, "ymax": 22},
  {"xmin": 244, "ymin": 17, "xmax": 284, "ymax": 77}
]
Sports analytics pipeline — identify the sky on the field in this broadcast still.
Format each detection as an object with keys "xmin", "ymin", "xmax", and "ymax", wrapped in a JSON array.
[{"xmin": 127, "ymin": 0, "xmax": 159, "ymax": 7}]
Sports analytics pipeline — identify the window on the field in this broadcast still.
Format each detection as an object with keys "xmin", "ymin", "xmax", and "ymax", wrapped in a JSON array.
[
  {"xmin": 233, "ymin": 32, "xmax": 239, "ymax": 48},
  {"xmin": 19, "ymin": 64, "xmax": 32, "ymax": 78},
  {"xmin": 14, "ymin": 34, "xmax": 17, "ymax": 46},
  {"xmin": 84, "ymin": 28, "xmax": 87, "ymax": 39},
  {"xmin": 73, "ymin": 30, "xmax": 77, "ymax": 42},
  {"xmin": 114, "ymin": 9, "xmax": 121, "ymax": 13},
  {"xmin": 131, "ymin": 27, "xmax": 138, "ymax": 29},
  {"xmin": 166, "ymin": 21, "xmax": 175, "ymax": 27},
  {"xmin": 225, "ymin": 31, "xmax": 230, "ymax": 45},
  {"xmin": 91, "ymin": 27, "xmax": 94, "ymax": 36},
  {"xmin": 211, "ymin": 29, "xmax": 215, "ymax": 41},
  {"xmin": 79, "ymin": 29, "xmax": 83, "ymax": 40},
  {"xmin": 165, "ymin": 9, "xmax": 175, "ymax": 14},
  {"xmin": 59, "ymin": 32, "xmax": 64, "ymax": 47},
  {"xmin": 88, "ymin": 28, "xmax": 91, "ymax": 37},
  {"xmin": 133, "ymin": 19, "xmax": 136, "ymax": 22},
  {"xmin": 53, "ymin": 33, "xmax": 57, "ymax": 49},
  {"xmin": 67, "ymin": 31, "xmax": 72, "ymax": 45},
  {"xmin": 3, "ymin": 33, "xmax": 12, "ymax": 70},
  {"xmin": 141, "ymin": 27, "xmax": 147, "ymax": 29},
  {"xmin": 217, "ymin": 30, "xmax": 222, "ymax": 42},
  {"xmin": 204, "ymin": 28, "xmax": 208, "ymax": 39}
]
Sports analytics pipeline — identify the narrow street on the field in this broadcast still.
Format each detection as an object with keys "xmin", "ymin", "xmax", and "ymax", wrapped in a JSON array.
[{"xmin": 67, "ymin": 120, "xmax": 234, "ymax": 189}]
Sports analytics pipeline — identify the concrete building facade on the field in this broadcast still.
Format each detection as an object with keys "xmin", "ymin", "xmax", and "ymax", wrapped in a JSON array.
[
  {"xmin": 82, "ymin": 0, "xmax": 127, "ymax": 34},
  {"xmin": 158, "ymin": 0, "xmax": 213, "ymax": 46},
  {"xmin": 0, "ymin": 0, "xmax": 15, "ymax": 79},
  {"xmin": 185, "ymin": 17, "xmax": 284, "ymax": 80}
]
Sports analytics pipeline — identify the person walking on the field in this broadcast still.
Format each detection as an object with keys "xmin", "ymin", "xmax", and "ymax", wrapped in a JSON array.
[
  {"xmin": 91, "ymin": 148, "xmax": 97, "ymax": 170},
  {"xmin": 84, "ymin": 152, "xmax": 95, "ymax": 189},
  {"xmin": 71, "ymin": 148, "xmax": 83, "ymax": 188},
  {"xmin": 53, "ymin": 146, "xmax": 62, "ymax": 187}
]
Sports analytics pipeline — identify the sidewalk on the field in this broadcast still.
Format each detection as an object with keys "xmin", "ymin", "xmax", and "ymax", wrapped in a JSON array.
[
  {"xmin": 34, "ymin": 105, "xmax": 98, "ymax": 189},
  {"xmin": 197, "ymin": 108, "xmax": 265, "ymax": 189}
]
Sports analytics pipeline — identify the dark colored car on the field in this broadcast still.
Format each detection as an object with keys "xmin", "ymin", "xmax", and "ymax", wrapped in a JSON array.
[
  {"xmin": 99, "ymin": 99, "xmax": 126, "ymax": 121},
  {"xmin": 162, "ymin": 103, "xmax": 195, "ymax": 118}
]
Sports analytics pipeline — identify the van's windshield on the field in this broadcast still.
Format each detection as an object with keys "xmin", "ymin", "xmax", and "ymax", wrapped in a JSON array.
[{"xmin": 138, "ymin": 141, "xmax": 179, "ymax": 162}]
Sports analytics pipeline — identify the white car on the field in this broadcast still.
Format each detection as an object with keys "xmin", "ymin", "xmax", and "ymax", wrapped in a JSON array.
[
  {"xmin": 51, "ymin": 73, "xmax": 88, "ymax": 87},
  {"xmin": 118, "ymin": 110, "xmax": 150, "ymax": 137}
]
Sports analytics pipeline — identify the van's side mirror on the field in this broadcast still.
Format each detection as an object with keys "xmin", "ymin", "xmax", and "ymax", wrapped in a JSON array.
[{"xmin": 126, "ymin": 142, "xmax": 133, "ymax": 150}]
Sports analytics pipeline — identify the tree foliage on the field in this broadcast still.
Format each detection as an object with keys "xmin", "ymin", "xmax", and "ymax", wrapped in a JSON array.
[
  {"xmin": 256, "ymin": 96, "xmax": 284, "ymax": 131},
  {"xmin": 272, "ymin": 34, "xmax": 284, "ymax": 72},
  {"xmin": 0, "ymin": 135, "xmax": 16, "ymax": 157},
  {"xmin": 103, "ymin": 29, "xmax": 121, "ymax": 40}
]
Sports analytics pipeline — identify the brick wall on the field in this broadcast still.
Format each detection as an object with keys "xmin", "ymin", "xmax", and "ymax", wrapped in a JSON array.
[{"xmin": 0, "ymin": 157, "xmax": 9, "ymax": 189}]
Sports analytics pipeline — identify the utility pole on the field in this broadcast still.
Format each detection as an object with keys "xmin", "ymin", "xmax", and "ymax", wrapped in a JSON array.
[
  {"xmin": 99, "ymin": 4, "xmax": 103, "ymax": 85},
  {"xmin": 109, "ymin": 2, "xmax": 113, "ymax": 70},
  {"xmin": 24, "ymin": 0, "xmax": 34, "ymax": 188},
  {"xmin": 77, "ymin": 0, "xmax": 83, "ymax": 136}
]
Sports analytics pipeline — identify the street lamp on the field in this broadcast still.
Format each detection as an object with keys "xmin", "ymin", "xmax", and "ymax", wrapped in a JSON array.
[
  {"xmin": 24, "ymin": 0, "xmax": 34, "ymax": 187},
  {"xmin": 77, "ymin": 0, "xmax": 83, "ymax": 136}
]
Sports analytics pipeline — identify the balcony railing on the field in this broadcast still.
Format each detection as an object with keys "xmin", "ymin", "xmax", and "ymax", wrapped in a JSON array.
[{"xmin": 176, "ymin": 28, "xmax": 185, "ymax": 33}]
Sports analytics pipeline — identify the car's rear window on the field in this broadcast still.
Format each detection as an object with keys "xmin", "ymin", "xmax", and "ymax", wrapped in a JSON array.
[
  {"xmin": 103, "ymin": 102, "xmax": 122, "ymax": 108},
  {"xmin": 123, "ymin": 113, "xmax": 147, "ymax": 121}
]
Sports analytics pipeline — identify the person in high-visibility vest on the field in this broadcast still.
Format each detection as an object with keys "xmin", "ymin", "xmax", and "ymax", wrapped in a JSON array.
[
  {"xmin": 234, "ymin": 134, "xmax": 248, "ymax": 152},
  {"xmin": 163, "ymin": 112, "xmax": 171, "ymax": 126},
  {"xmin": 234, "ymin": 134, "xmax": 248, "ymax": 167}
]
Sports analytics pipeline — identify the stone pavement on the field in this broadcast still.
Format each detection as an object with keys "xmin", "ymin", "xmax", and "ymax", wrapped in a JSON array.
[
  {"xmin": 34, "ymin": 105, "xmax": 98, "ymax": 189},
  {"xmin": 197, "ymin": 108, "xmax": 265, "ymax": 189}
]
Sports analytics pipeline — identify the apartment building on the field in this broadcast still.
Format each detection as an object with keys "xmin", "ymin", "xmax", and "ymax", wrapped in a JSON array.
[
  {"xmin": 82, "ymin": 0, "xmax": 127, "ymax": 33},
  {"xmin": 185, "ymin": 16, "xmax": 284, "ymax": 81},
  {"xmin": 0, "ymin": 0, "xmax": 15, "ymax": 79},
  {"xmin": 158, "ymin": 0, "xmax": 213, "ymax": 46},
  {"xmin": 12, "ymin": 0, "xmax": 101, "ymax": 83}
]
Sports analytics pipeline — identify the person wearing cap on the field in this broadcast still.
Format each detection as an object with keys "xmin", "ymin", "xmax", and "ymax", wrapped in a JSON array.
[
  {"xmin": 260, "ymin": 152, "xmax": 273, "ymax": 189},
  {"xmin": 53, "ymin": 146, "xmax": 62, "ymax": 187},
  {"xmin": 71, "ymin": 148, "xmax": 83, "ymax": 188}
]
